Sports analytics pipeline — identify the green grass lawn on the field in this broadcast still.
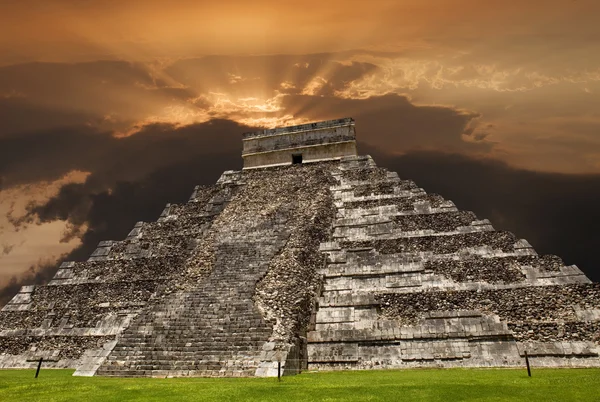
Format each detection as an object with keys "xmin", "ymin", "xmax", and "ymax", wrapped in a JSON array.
[{"xmin": 1, "ymin": 368, "xmax": 599, "ymax": 402}]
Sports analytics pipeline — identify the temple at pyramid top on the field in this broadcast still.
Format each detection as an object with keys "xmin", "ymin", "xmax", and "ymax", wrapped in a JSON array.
[{"xmin": 242, "ymin": 117, "xmax": 358, "ymax": 169}]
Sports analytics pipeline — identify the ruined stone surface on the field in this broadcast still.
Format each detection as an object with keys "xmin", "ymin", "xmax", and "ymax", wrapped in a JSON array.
[
  {"xmin": 0, "ymin": 162, "xmax": 339, "ymax": 377},
  {"xmin": 307, "ymin": 155, "xmax": 599, "ymax": 370},
  {"xmin": 378, "ymin": 284, "xmax": 600, "ymax": 327},
  {"xmin": 343, "ymin": 193, "xmax": 446, "ymax": 210},
  {"xmin": 1, "ymin": 120, "xmax": 598, "ymax": 376},
  {"xmin": 424, "ymin": 257, "xmax": 526, "ymax": 284},
  {"xmin": 393, "ymin": 211, "xmax": 477, "ymax": 232},
  {"xmin": 342, "ymin": 232, "xmax": 520, "ymax": 254},
  {"xmin": 0, "ymin": 336, "xmax": 115, "ymax": 360}
]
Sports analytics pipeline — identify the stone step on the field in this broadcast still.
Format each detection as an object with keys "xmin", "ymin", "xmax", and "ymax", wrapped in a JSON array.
[{"xmin": 96, "ymin": 368, "xmax": 257, "ymax": 377}]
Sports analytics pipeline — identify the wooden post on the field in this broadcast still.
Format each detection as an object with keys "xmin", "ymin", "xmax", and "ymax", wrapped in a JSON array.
[
  {"xmin": 277, "ymin": 361, "xmax": 281, "ymax": 382},
  {"xmin": 35, "ymin": 358, "xmax": 43, "ymax": 378},
  {"xmin": 524, "ymin": 351, "xmax": 531, "ymax": 377}
]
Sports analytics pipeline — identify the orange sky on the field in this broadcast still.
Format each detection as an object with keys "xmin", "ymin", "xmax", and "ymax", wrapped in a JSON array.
[
  {"xmin": 1, "ymin": 1, "xmax": 597, "ymax": 62},
  {"xmin": 1, "ymin": 0, "xmax": 600, "ymax": 292},
  {"xmin": 0, "ymin": 0, "xmax": 597, "ymax": 172}
]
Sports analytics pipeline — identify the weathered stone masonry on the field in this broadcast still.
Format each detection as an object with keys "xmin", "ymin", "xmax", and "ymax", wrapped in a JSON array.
[
  {"xmin": 308, "ymin": 155, "xmax": 599, "ymax": 369},
  {"xmin": 1, "ymin": 118, "xmax": 599, "ymax": 377},
  {"xmin": 1, "ymin": 163, "xmax": 337, "ymax": 377},
  {"xmin": 242, "ymin": 117, "xmax": 357, "ymax": 169}
]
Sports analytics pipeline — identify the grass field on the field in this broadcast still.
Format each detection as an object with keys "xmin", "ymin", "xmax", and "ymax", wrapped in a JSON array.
[{"xmin": 1, "ymin": 368, "xmax": 599, "ymax": 402}]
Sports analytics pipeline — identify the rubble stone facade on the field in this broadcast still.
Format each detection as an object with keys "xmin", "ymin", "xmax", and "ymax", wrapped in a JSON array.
[{"xmin": 1, "ymin": 119, "xmax": 598, "ymax": 377}]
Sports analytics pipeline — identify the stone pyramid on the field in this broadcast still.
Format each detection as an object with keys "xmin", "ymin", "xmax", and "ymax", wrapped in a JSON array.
[{"xmin": 1, "ymin": 118, "xmax": 598, "ymax": 377}]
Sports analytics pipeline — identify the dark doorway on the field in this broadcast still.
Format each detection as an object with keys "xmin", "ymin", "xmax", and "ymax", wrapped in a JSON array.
[{"xmin": 292, "ymin": 154, "xmax": 303, "ymax": 164}]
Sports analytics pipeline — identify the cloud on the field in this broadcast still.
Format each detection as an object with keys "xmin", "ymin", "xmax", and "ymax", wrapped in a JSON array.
[
  {"xmin": 0, "ymin": 119, "xmax": 246, "ymax": 189},
  {"xmin": 0, "ymin": 61, "xmax": 200, "ymax": 136},
  {"xmin": 0, "ymin": 56, "xmax": 380, "ymax": 136},
  {"xmin": 2, "ymin": 53, "xmax": 599, "ymax": 175},
  {"xmin": 164, "ymin": 54, "xmax": 379, "ymax": 98},
  {"xmin": 0, "ymin": 56, "xmax": 490, "ymax": 189},
  {"xmin": 0, "ymin": 259, "xmax": 63, "ymax": 307},
  {"xmin": 6, "ymin": 119, "xmax": 246, "ymax": 231},
  {"xmin": 0, "ymin": 119, "xmax": 247, "ymax": 305},
  {"xmin": 281, "ymin": 93, "xmax": 486, "ymax": 154},
  {"xmin": 1, "ymin": 244, "xmax": 15, "ymax": 255},
  {"xmin": 0, "ymin": 97, "xmax": 99, "ymax": 139},
  {"xmin": 1, "ymin": 0, "xmax": 598, "ymax": 66}
]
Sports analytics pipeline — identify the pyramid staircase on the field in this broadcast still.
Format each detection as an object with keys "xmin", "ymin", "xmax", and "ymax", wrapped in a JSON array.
[{"xmin": 96, "ymin": 228, "xmax": 290, "ymax": 377}]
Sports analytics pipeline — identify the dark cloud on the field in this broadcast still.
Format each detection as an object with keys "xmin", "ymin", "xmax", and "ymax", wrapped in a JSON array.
[
  {"xmin": 284, "ymin": 94, "xmax": 486, "ymax": 153},
  {"xmin": 0, "ymin": 97, "xmax": 100, "ymax": 138},
  {"xmin": 363, "ymin": 144, "xmax": 600, "ymax": 282},
  {"xmin": 0, "ymin": 56, "xmax": 377, "ymax": 125},
  {"xmin": 1, "ymin": 120, "xmax": 245, "ymax": 306},
  {"xmin": 0, "ymin": 61, "xmax": 196, "ymax": 128},
  {"xmin": 3, "ymin": 118, "xmax": 246, "ymax": 253},
  {"xmin": 0, "ymin": 60, "xmax": 165, "ymax": 100},
  {"xmin": 0, "ymin": 58, "xmax": 488, "ymax": 188},
  {"xmin": 0, "ymin": 260, "xmax": 59, "ymax": 307},
  {"xmin": 0, "ymin": 119, "xmax": 246, "ymax": 188}
]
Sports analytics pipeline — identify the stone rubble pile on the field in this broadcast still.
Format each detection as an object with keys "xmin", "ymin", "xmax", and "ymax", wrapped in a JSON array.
[
  {"xmin": 353, "ymin": 182, "xmax": 397, "ymax": 197},
  {"xmin": 68, "ymin": 256, "xmax": 187, "ymax": 283},
  {"xmin": 516, "ymin": 255, "xmax": 564, "ymax": 272},
  {"xmin": 509, "ymin": 322, "xmax": 600, "ymax": 343}
]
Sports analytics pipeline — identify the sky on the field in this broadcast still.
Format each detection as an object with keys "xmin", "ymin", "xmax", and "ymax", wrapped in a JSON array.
[{"xmin": 1, "ymin": 0, "xmax": 599, "ymax": 303}]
